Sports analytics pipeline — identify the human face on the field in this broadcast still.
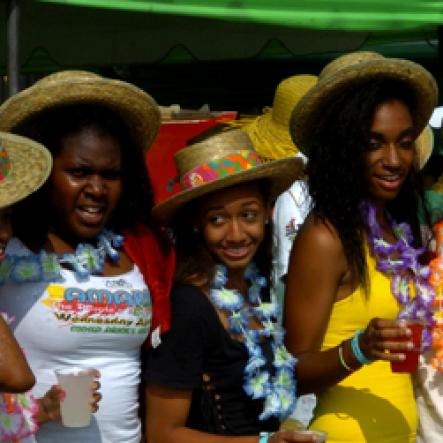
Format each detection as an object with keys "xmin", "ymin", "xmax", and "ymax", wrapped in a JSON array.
[
  {"xmin": 49, "ymin": 128, "xmax": 122, "ymax": 243},
  {"xmin": 365, "ymin": 99, "xmax": 415, "ymax": 204},
  {"xmin": 0, "ymin": 207, "xmax": 12, "ymax": 260},
  {"xmin": 197, "ymin": 182, "xmax": 267, "ymax": 273}
]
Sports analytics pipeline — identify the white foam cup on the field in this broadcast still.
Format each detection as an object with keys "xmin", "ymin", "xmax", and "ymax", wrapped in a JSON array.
[{"xmin": 54, "ymin": 367, "xmax": 95, "ymax": 427}]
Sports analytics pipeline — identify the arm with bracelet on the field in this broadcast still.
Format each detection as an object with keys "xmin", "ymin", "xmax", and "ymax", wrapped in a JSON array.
[{"xmin": 284, "ymin": 218, "xmax": 414, "ymax": 394}]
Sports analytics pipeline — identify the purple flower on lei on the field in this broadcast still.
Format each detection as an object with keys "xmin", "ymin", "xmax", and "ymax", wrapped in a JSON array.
[{"xmin": 363, "ymin": 201, "xmax": 435, "ymax": 350}]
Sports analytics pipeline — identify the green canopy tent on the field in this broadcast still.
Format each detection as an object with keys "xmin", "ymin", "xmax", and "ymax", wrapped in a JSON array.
[{"xmin": 2, "ymin": 0, "xmax": 443, "ymax": 100}]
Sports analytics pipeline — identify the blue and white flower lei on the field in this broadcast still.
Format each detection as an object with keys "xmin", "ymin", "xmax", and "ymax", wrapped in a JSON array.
[
  {"xmin": 0, "ymin": 230, "xmax": 124, "ymax": 284},
  {"xmin": 209, "ymin": 263, "xmax": 297, "ymax": 421}
]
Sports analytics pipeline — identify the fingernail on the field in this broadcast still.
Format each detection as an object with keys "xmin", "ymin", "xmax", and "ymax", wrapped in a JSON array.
[
  {"xmin": 406, "ymin": 342, "xmax": 414, "ymax": 350},
  {"xmin": 405, "ymin": 328, "xmax": 412, "ymax": 336},
  {"xmin": 398, "ymin": 354, "xmax": 406, "ymax": 361},
  {"xmin": 398, "ymin": 319, "xmax": 407, "ymax": 328}
]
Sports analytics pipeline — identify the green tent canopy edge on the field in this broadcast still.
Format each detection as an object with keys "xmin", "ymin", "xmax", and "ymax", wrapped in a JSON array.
[{"xmin": 38, "ymin": 0, "xmax": 443, "ymax": 32}]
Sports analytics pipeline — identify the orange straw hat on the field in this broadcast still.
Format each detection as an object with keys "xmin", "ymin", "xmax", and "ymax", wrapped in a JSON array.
[
  {"xmin": 0, "ymin": 70, "xmax": 161, "ymax": 153},
  {"xmin": 0, "ymin": 132, "xmax": 52, "ymax": 208},
  {"xmin": 242, "ymin": 75, "xmax": 317, "ymax": 161},
  {"xmin": 290, "ymin": 51, "xmax": 438, "ymax": 167},
  {"xmin": 152, "ymin": 129, "xmax": 304, "ymax": 223}
]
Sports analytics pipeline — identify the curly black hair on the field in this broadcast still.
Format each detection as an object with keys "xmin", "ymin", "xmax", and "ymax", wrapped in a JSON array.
[
  {"xmin": 306, "ymin": 78, "xmax": 428, "ymax": 289},
  {"xmin": 12, "ymin": 103, "xmax": 154, "ymax": 249}
]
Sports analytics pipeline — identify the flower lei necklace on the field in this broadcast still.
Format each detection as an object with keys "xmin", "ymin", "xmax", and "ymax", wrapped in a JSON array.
[
  {"xmin": 427, "ymin": 222, "xmax": 443, "ymax": 370},
  {"xmin": 363, "ymin": 201, "xmax": 434, "ymax": 348},
  {"xmin": 209, "ymin": 263, "xmax": 297, "ymax": 421},
  {"xmin": 0, "ymin": 229, "xmax": 124, "ymax": 284}
]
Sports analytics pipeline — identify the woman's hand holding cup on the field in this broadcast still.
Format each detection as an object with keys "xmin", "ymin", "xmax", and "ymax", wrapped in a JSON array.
[
  {"xmin": 37, "ymin": 369, "xmax": 101, "ymax": 426},
  {"xmin": 359, "ymin": 318, "xmax": 415, "ymax": 363}
]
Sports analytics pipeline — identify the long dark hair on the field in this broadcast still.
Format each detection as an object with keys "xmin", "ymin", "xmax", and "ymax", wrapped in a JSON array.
[
  {"xmin": 306, "ymin": 78, "xmax": 428, "ymax": 288},
  {"xmin": 12, "ymin": 104, "xmax": 154, "ymax": 248},
  {"xmin": 173, "ymin": 180, "xmax": 273, "ymax": 299}
]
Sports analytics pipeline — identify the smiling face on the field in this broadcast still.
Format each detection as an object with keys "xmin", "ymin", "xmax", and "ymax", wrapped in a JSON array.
[
  {"xmin": 49, "ymin": 127, "xmax": 122, "ymax": 243},
  {"xmin": 365, "ymin": 99, "xmax": 415, "ymax": 205},
  {"xmin": 197, "ymin": 182, "xmax": 267, "ymax": 273}
]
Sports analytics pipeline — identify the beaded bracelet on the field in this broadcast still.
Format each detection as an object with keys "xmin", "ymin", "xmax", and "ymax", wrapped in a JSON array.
[
  {"xmin": 351, "ymin": 330, "xmax": 372, "ymax": 365},
  {"xmin": 338, "ymin": 342, "xmax": 354, "ymax": 372},
  {"xmin": 259, "ymin": 431, "xmax": 271, "ymax": 443}
]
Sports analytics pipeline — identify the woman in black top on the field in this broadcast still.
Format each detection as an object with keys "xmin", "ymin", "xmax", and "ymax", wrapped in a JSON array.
[{"xmin": 144, "ymin": 130, "xmax": 318, "ymax": 443}]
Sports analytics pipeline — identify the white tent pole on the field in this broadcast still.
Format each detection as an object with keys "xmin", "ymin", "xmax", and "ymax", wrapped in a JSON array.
[{"xmin": 6, "ymin": 0, "xmax": 20, "ymax": 97}]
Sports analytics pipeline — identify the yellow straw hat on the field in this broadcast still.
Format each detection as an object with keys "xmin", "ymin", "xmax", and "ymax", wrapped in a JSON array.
[
  {"xmin": 152, "ymin": 129, "xmax": 304, "ymax": 223},
  {"xmin": 415, "ymin": 125, "xmax": 433, "ymax": 170},
  {"xmin": 291, "ymin": 52, "xmax": 438, "ymax": 158},
  {"xmin": 242, "ymin": 75, "xmax": 317, "ymax": 161},
  {"xmin": 0, "ymin": 70, "xmax": 161, "ymax": 153},
  {"xmin": 0, "ymin": 132, "xmax": 52, "ymax": 208}
]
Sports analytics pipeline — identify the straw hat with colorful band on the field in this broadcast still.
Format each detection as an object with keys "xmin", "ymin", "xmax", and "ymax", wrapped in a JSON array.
[
  {"xmin": 290, "ymin": 51, "xmax": 438, "ymax": 156},
  {"xmin": 152, "ymin": 129, "xmax": 304, "ymax": 223},
  {"xmin": 0, "ymin": 70, "xmax": 161, "ymax": 153},
  {"xmin": 241, "ymin": 74, "xmax": 317, "ymax": 161},
  {"xmin": 0, "ymin": 132, "xmax": 52, "ymax": 208}
]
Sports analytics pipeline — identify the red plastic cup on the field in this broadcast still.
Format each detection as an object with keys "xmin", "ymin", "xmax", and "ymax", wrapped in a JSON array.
[{"xmin": 390, "ymin": 322, "xmax": 423, "ymax": 373}]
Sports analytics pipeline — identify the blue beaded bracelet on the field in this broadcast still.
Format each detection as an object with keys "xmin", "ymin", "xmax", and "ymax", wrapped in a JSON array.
[
  {"xmin": 351, "ymin": 330, "xmax": 372, "ymax": 365},
  {"xmin": 259, "ymin": 432, "xmax": 271, "ymax": 443}
]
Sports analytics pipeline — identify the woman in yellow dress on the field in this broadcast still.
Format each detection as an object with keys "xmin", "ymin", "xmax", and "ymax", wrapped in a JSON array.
[{"xmin": 284, "ymin": 52, "xmax": 437, "ymax": 442}]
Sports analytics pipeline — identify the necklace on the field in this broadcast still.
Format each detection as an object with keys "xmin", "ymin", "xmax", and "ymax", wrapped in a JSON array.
[
  {"xmin": 363, "ymin": 201, "xmax": 434, "ymax": 348},
  {"xmin": 428, "ymin": 222, "xmax": 443, "ymax": 370},
  {"xmin": 0, "ymin": 229, "xmax": 124, "ymax": 284},
  {"xmin": 209, "ymin": 263, "xmax": 297, "ymax": 421}
]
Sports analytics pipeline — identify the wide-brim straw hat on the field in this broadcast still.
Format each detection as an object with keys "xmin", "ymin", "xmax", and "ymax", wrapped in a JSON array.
[
  {"xmin": 242, "ymin": 74, "xmax": 318, "ymax": 161},
  {"xmin": 291, "ymin": 52, "xmax": 438, "ymax": 157},
  {"xmin": 153, "ymin": 129, "xmax": 304, "ymax": 223},
  {"xmin": 0, "ymin": 131, "xmax": 52, "ymax": 208},
  {"xmin": 0, "ymin": 70, "xmax": 161, "ymax": 153}
]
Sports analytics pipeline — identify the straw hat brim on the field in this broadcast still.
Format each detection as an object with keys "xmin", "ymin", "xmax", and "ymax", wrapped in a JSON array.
[
  {"xmin": 415, "ymin": 125, "xmax": 433, "ymax": 170},
  {"xmin": 0, "ymin": 132, "xmax": 52, "ymax": 208},
  {"xmin": 153, "ymin": 156, "xmax": 304, "ymax": 224},
  {"xmin": 291, "ymin": 58, "xmax": 438, "ymax": 154},
  {"xmin": 0, "ymin": 77, "xmax": 161, "ymax": 153}
]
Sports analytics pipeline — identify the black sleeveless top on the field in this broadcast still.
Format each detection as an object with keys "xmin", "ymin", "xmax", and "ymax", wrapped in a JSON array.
[{"xmin": 143, "ymin": 284, "xmax": 279, "ymax": 435}]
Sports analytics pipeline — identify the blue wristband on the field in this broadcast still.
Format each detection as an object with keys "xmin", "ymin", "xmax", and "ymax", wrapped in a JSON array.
[
  {"xmin": 351, "ymin": 330, "xmax": 372, "ymax": 365},
  {"xmin": 259, "ymin": 432, "xmax": 271, "ymax": 443}
]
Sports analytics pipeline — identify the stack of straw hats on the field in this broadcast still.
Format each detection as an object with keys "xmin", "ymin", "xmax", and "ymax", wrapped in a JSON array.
[{"xmin": 242, "ymin": 74, "xmax": 317, "ymax": 161}]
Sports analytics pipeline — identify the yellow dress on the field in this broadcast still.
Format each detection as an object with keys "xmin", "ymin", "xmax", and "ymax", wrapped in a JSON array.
[{"xmin": 309, "ymin": 251, "xmax": 417, "ymax": 443}]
